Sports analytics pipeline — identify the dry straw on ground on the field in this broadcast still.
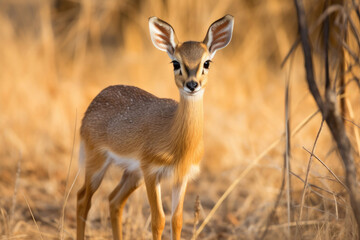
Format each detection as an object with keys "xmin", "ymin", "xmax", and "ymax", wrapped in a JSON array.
[{"xmin": 0, "ymin": 0, "xmax": 359, "ymax": 239}]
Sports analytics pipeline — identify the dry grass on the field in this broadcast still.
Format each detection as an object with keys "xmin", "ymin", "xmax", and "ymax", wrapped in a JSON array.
[{"xmin": 0, "ymin": 0, "xmax": 359, "ymax": 239}]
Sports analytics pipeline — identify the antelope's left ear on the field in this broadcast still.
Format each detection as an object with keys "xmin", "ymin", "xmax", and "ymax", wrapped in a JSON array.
[
  {"xmin": 203, "ymin": 15, "xmax": 234, "ymax": 59},
  {"xmin": 149, "ymin": 17, "xmax": 178, "ymax": 57}
]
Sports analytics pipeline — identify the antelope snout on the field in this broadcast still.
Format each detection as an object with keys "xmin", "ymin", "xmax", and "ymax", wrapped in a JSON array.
[{"xmin": 185, "ymin": 80, "xmax": 198, "ymax": 92}]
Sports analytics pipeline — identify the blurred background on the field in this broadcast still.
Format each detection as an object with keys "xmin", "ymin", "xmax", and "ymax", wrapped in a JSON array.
[{"xmin": 0, "ymin": 0, "xmax": 359, "ymax": 239}]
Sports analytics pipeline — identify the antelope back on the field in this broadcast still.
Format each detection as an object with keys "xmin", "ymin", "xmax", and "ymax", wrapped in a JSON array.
[{"xmin": 80, "ymin": 85, "xmax": 178, "ymax": 156}]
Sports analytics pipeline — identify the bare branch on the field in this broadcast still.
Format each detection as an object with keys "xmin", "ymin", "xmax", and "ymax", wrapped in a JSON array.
[
  {"xmin": 299, "ymin": 120, "xmax": 324, "ymax": 222},
  {"xmin": 352, "ymin": 0, "xmax": 360, "ymax": 20},
  {"xmin": 294, "ymin": 0, "xmax": 360, "ymax": 236},
  {"xmin": 303, "ymin": 147, "xmax": 348, "ymax": 190},
  {"xmin": 294, "ymin": 0, "xmax": 325, "ymax": 113},
  {"xmin": 340, "ymin": 39, "xmax": 360, "ymax": 63},
  {"xmin": 285, "ymin": 78, "xmax": 292, "ymax": 235},
  {"xmin": 348, "ymin": 16, "xmax": 360, "ymax": 48},
  {"xmin": 281, "ymin": 4, "xmax": 344, "ymax": 68},
  {"xmin": 324, "ymin": 0, "xmax": 330, "ymax": 93}
]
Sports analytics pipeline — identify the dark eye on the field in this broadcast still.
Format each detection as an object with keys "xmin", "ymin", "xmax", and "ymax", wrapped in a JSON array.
[
  {"xmin": 172, "ymin": 61, "xmax": 181, "ymax": 71},
  {"xmin": 203, "ymin": 60, "xmax": 211, "ymax": 69}
]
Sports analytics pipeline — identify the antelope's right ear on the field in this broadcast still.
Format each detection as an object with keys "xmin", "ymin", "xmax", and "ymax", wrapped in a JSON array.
[{"xmin": 149, "ymin": 17, "xmax": 178, "ymax": 57}]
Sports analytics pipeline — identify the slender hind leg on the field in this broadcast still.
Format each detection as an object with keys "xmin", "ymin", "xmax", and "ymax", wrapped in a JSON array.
[
  {"xmin": 77, "ymin": 148, "xmax": 110, "ymax": 240},
  {"xmin": 109, "ymin": 170, "xmax": 143, "ymax": 240}
]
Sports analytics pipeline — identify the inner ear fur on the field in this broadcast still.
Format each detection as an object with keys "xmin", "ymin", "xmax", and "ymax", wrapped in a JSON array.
[
  {"xmin": 149, "ymin": 17, "xmax": 178, "ymax": 55},
  {"xmin": 203, "ymin": 15, "xmax": 234, "ymax": 57}
]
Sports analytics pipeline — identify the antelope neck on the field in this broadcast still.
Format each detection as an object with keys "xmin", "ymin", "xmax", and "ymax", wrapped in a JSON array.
[{"xmin": 170, "ymin": 91, "xmax": 204, "ymax": 150}]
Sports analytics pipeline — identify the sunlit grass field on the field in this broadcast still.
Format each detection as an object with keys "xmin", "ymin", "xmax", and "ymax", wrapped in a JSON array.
[{"xmin": 0, "ymin": 0, "xmax": 359, "ymax": 239}]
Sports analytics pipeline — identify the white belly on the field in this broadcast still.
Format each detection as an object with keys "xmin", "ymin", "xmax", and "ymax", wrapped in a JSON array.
[
  {"xmin": 106, "ymin": 150, "xmax": 140, "ymax": 172},
  {"xmin": 89, "ymin": 149, "xmax": 200, "ymax": 187}
]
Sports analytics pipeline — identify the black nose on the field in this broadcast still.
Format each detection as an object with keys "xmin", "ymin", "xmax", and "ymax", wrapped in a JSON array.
[{"xmin": 186, "ymin": 81, "xmax": 198, "ymax": 92}]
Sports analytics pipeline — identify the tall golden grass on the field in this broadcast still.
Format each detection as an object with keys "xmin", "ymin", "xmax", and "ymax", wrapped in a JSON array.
[{"xmin": 0, "ymin": 0, "xmax": 359, "ymax": 239}]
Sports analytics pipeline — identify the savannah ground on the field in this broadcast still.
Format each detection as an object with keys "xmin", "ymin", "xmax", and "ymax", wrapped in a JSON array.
[{"xmin": 1, "ymin": 0, "xmax": 360, "ymax": 239}]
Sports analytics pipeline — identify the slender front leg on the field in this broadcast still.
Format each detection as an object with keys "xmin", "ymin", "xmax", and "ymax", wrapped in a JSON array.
[
  {"xmin": 171, "ymin": 178, "xmax": 188, "ymax": 240},
  {"xmin": 144, "ymin": 173, "xmax": 165, "ymax": 240}
]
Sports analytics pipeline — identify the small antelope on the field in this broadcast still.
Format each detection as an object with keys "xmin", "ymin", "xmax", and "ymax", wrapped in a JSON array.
[{"xmin": 77, "ymin": 15, "xmax": 234, "ymax": 240}]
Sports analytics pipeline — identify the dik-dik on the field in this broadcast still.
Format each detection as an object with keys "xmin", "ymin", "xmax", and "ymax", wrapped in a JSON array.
[{"xmin": 77, "ymin": 15, "xmax": 234, "ymax": 240}]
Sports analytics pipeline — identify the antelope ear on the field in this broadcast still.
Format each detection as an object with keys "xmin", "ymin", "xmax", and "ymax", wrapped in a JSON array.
[
  {"xmin": 149, "ymin": 17, "xmax": 178, "ymax": 57},
  {"xmin": 203, "ymin": 15, "xmax": 234, "ymax": 59}
]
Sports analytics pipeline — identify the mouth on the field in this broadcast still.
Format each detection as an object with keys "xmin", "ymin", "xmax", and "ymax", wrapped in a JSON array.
[{"xmin": 182, "ymin": 87, "xmax": 204, "ymax": 96}]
